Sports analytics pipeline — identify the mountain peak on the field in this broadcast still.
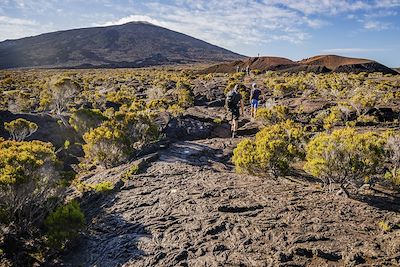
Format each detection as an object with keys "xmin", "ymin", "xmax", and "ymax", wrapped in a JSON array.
[{"xmin": 0, "ymin": 23, "xmax": 244, "ymax": 69}]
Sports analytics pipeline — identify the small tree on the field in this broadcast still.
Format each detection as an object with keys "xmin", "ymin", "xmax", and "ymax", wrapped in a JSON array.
[
  {"xmin": 304, "ymin": 128, "xmax": 385, "ymax": 193},
  {"xmin": 4, "ymin": 118, "xmax": 38, "ymax": 141},
  {"xmin": 41, "ymin": 77, "xmax": 79, "ymax": 115}
]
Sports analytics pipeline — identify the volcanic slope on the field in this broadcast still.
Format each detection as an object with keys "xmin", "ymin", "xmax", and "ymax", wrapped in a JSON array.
[
  {"xmin": 0, "ymin": 22, "xmax": 244, "ymax": 69},
  {"xmin": 62, "ymin": 122, "xmax": 400, "ymax": 266},
  {"xmin": 201, "ymin": 55, "xmax": 397, "ymax": 74}
]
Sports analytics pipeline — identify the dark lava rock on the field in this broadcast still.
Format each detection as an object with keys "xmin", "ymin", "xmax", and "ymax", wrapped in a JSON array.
[{"xmin": 163, "ymin": 117, "xmax": 213, "ymax": 140}]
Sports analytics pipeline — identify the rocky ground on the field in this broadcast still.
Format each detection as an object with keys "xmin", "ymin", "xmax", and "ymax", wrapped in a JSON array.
[{"xmin": 60, "ymin": 132, "xmax": 400, "ymax": 266}]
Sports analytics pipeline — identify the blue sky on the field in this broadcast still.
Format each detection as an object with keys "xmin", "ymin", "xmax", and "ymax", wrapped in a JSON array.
[{"xmin": 1, "ymin": 0, "xmax": 400, "ymax": 66}]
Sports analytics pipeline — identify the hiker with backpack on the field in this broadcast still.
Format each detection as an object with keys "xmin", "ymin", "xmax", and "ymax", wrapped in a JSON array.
[
  {"xmin": 226, "ymin": 84, "xmax": 244, "ymax": 138},
  {"xmin": 250, "ymin": 83, "xmax": 261, "ymax": 118}
]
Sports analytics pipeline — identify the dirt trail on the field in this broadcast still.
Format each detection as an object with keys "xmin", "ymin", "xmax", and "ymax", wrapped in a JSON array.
[{"xmin": 63, "ymin": 138, "xmax": 400, "ymax": 267}]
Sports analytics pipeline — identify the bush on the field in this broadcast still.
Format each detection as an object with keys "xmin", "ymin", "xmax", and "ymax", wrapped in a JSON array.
[
  {"xmin": 232, "ymin": 120, "xmax": 305, "ymax": 176},
  {"xmin": 92, "ymin": 181, "xmax": 114, "ymax": 192},
  {"xmin": 256, "ymin": 105, "xmax": 289, "ymax": 125},
  {"xmin": 167, "ymin": 104, "xmax": 184, "ymax": 117},
  {"xmin": 122, "ymin": 164, "xmax": 140, "ymax": 180},
  {"xmin": 4, "ymin": 118, "xmax": 38, "ymax": 141},
  {"xmin": 356, "ymin": 114, "xmax": 378, "ymax": 126},
  {"xmin": 118, "ymin": 111, "xmax": 160, "ymax": 150},
  {"xmin": 304, "ymin": 128, "xmax": 385, "ymax": 189},
  {"xmin": 176, "ymin": 88, "xmax": 193, "ymax": 108},
  {"xmin": 69, "ymin": 108, "xmax": 107, "ymax": 136},
  {"xmin": 0, "ymin": 140, "xmax": 61, "ymax": 232},
  {"xmin": 83, "ymin": 111, "xmax": 160, "ymax": 168},
  {"xmin": 384, "ymin": 133, "xmax": 400, "ymax": 186},
  {"xmin": 146, "ymin": 98, "xmax": 168, "ymax": 109},
  {"xmin": 82, "ymin": 122, "xmax": 130, "ymax": 168},
  {"xmin": 322, "ymin": 106, "xmax": 343, "ymax": 130},
  {"xmin": 45, "ymin": 200, "xmax": 84, "ymax": 249}
]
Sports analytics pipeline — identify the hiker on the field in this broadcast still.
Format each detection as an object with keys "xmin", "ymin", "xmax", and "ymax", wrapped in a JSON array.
[
  {"xmin": 236, "ymin": 65, "xmax": 240, "ymax": 72},
  {"xmin": 250, "ymin": 83, "xmax": 261, "ymax": 118},
  {"xmin": 246, "ymin": 65, "xmax": 250, "ymax": 76},
  {"xmin": 226, "ymin": 84, "xmax": 244, "ymax": 138}
]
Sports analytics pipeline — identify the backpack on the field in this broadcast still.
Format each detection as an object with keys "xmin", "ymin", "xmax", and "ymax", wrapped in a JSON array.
[{"xmin": 226, "ymin": 90, "xmax": 240, "ymax": 109}]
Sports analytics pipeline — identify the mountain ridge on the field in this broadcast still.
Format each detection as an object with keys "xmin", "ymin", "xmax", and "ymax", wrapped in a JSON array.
[{"xmin": 0, "ymin": 21, "xmax": 244, "ymax": 69}]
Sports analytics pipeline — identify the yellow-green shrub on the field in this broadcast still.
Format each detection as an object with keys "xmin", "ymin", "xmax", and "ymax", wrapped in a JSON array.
[
  {"xmin": 256, "ymin": 105, "xmax": 289, "ymax": 125},
  {"xmin": 0, "ymin": 140, "xmax": 61, "ymax": 232},
  {"xmin": 4, "ymin": 118, "xmax": 38, "ymax": 141},
  {"xmin": 117, "ymin": 111, "xmax": 160, "ymax": 149},
  {"xmin": 168, "ymin": 104, "xmax": 184, "ymax": 117},
  {"xmin": 69, "ymin": 108, "xmax": 107, "ymax": 136},
  {"xmin": 233, "ymin": 120, "xmax": 305, "ymax": 176},
  {"xmin": 122, "ymin": 164, "xmax": 140, "ymax": 180},
  {"xmin": 45, "ymin": 200, "xmax": 84, "ymax": 249},
  {"xmin": 384, "ymin": 133, "xmax": 400, "ymax": 186},
  {"xmin": 356, "ymin": 114, "xmax": 378, "ymax": 125},
  {"xmin": 176, "ymin": 88, "xmax": 193, "ymax": 108},
  {"xmin": 304, "ymin": 128, "xmax": 385, "ymax": 187},
  {"xmin": 92, "ymin": 181, "xmax": 114, "ymax": 192},
  {"xmin": 146, "ymin": 98, "xmax": 168, "ymax": 109},
  {"xmin": 83, "ymin": 122, "xmax": 130, "ymax": 168},
  {"xmin": 323, "ymin": 106, "xmax": 342, "ymax": 130},
  {"xmin": 83, "ymin": 111, "xmax": 160, "ymax": 168}
]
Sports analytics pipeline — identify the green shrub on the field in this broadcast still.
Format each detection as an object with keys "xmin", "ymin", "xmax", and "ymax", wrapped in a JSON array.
[
  {"xmin": 4, "ymin": 118, "xmax": 38, "ymax": 141},
  {"xmin": 304, "ymin": 128, "xmax": 385, "ymax": 188},
  {"xmin": 233, "ymin": 120, "xmax": 305, "ymax": 176},
  {"xmin": 378, "ymin": 220, "xmax": 391, "ymax": 232},
  {"xmin": 146, "ymin": 98, "xmax": 168, "ymax": 109},
  {"xmin": 45, "ymin": 200, "xmax": 84, "ymax": 249}
]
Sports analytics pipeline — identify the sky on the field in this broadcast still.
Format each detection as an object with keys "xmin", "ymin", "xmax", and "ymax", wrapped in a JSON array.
[{"xmin": 0, "ymin": 0, "xmax": 400, "ymax": 66}]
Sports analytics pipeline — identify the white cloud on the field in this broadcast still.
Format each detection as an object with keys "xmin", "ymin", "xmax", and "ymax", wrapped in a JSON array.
[
  {"xmin": 0, "ymin": 16, "xmax": 38, "ymax": 26},
  {"xmin": 97, "ymin": 0, "xmax": 318, "ymax": 50},
  {"xmin": 95, "ymin": 0, "xmax": 399, "ymax": 51},
  {"xmin": 1, "ymin": 0, "xmax": 399, "ymax": 50},
  {"xmin": 322, "ymin": 48, "xmax": 387, "ymax": 53},
  {"xmin": 96, "ymin": 15, "xmax": 163, "ymax": 27},
  {"xmin": 0, "ymin": 15, "xmax": 55, "ymax": 41},
  {"xmin": 363, "ymin": 21, "xmax": 391, "ymax": 30}
]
